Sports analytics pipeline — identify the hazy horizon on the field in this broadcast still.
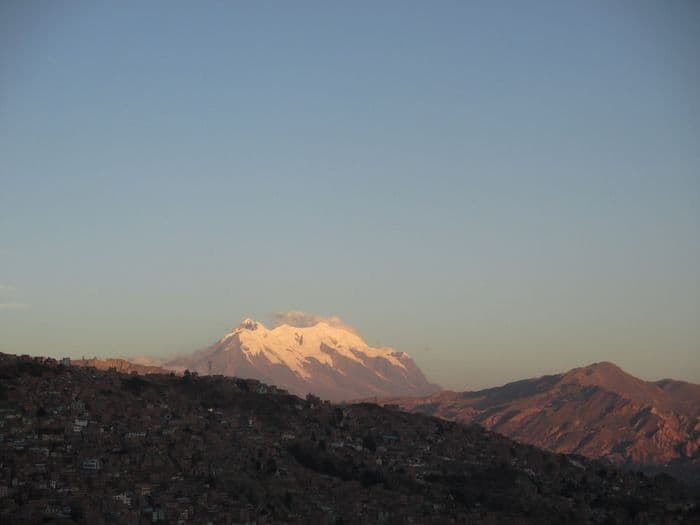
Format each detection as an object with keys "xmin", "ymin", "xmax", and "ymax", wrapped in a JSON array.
[
  {"xmin": 55, "ymin": 311, "xmax": 700, "ymax": 392},
  {"xmin": 2, "ymin": 2, "xmax": 699, "ymax": 390}
]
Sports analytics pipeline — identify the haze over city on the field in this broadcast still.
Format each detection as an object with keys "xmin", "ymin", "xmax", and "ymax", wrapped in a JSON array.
[{"xmin": 2, "ymin": 1, "xmax": 699, "ymax": 390}]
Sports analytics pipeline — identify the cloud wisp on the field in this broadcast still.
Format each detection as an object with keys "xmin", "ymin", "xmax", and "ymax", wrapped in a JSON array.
[
  {"xmin": 0, "ymin": 303, "xmax": 30, "ymax": 310},
  {"xmin": 0, "ymin": 285, "xmax": 29, "ymax": 311},
  {"xmin": 271, "ymin": 310, "xmax": 359, "ymax": 335}
]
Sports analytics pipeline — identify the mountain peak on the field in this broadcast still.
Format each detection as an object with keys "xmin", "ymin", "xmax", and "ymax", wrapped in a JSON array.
[
  {"xmin": 168, "ymin": 315, "xmax": 440, "ymax": 401},
  {"xmin": 585, "ymin": 361, "xmax": 622, "ymax": 372},
  {"xmin": 557, "ymin": 361, "xmax": 687, "ymax": 411},
  {"xmin": 238, "ymin": 318, "xmax": 264, "ymax": 331},
  {"xmin": 562, "ymin": 361, "xmax": 627, "ymax": 384}
]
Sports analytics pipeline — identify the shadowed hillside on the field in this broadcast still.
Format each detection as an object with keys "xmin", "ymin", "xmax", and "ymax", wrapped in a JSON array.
[
  {"xmin": 380, "ymin": 362, "xmax": 700, "ymax": 484},
  {"xmin": 1, "ymin": 352, "xmax": 698, "ymax": 523}
]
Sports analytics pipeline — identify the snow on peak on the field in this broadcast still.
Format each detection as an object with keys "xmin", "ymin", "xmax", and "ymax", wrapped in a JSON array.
[
  {"xmin": 166, "ymin": 313, "xmax": 440, "ymax": 401},
  {"xmin": 216, "ymin": 316, "xmax": 409, "ymax": 379}
]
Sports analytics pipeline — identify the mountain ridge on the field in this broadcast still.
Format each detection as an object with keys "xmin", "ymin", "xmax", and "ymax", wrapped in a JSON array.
[
  {"xmin": 72, "ymin": 357, "xmax": 171, "ymax": 375},
  {"xmin": 378, "ymin": 362, "xmax": 700, "ymax": 484}
]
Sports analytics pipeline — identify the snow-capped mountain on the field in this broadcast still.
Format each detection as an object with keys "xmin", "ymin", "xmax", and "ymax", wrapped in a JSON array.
[{"xmin": 165, "ymin": 318, "xmax": 440, "ymax": 401}]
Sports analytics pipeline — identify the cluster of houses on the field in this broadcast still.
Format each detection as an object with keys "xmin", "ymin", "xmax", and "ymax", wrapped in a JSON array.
[{"xmin": 0, "ymin": 352, "xmax": 696, "ymax": 524}]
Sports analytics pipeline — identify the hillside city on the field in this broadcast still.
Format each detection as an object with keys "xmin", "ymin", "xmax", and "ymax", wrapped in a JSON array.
[{"xmin": 1, "ymin": 352, "xmax": 698, "ymax": 524}]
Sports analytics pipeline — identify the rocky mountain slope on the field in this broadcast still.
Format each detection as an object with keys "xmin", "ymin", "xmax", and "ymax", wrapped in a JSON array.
[
  {"xmin": 380, "ymin": 362, "xmax": 700, "ymax": 483},
  {"xmin": 164, "ymin": 318, "xmax": 440, "ymax": 401},
  {"xmin": 1, "ymin": 352, "xmax": 698, "ymax": 523}
]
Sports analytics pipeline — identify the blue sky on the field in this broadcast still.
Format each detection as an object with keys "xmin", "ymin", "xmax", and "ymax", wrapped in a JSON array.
[{"xmin": 1, "ymin": 1, "xmax": 698, "ymax": 389}]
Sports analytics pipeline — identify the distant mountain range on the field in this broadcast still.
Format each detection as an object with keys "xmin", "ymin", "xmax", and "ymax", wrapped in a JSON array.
[
  {"xmin": 163, "ymin": 318, "xmax": 440, "ymax": 402},
  {"xmin": 69, "ymin": 320, "xmax": 699, "ymax": 483},
  {"xmin": 72, "ymin": 357, "xmax": 170, "ymax": 375},
  {"xmin": 378, "ymin": 362, "xmax": 700, "ymax": 483}
]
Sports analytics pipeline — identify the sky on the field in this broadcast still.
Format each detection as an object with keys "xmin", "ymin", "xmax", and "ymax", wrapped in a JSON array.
[{"xmin": 1, "ymin": 1, "xmax": 699, "ymax": 390}]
